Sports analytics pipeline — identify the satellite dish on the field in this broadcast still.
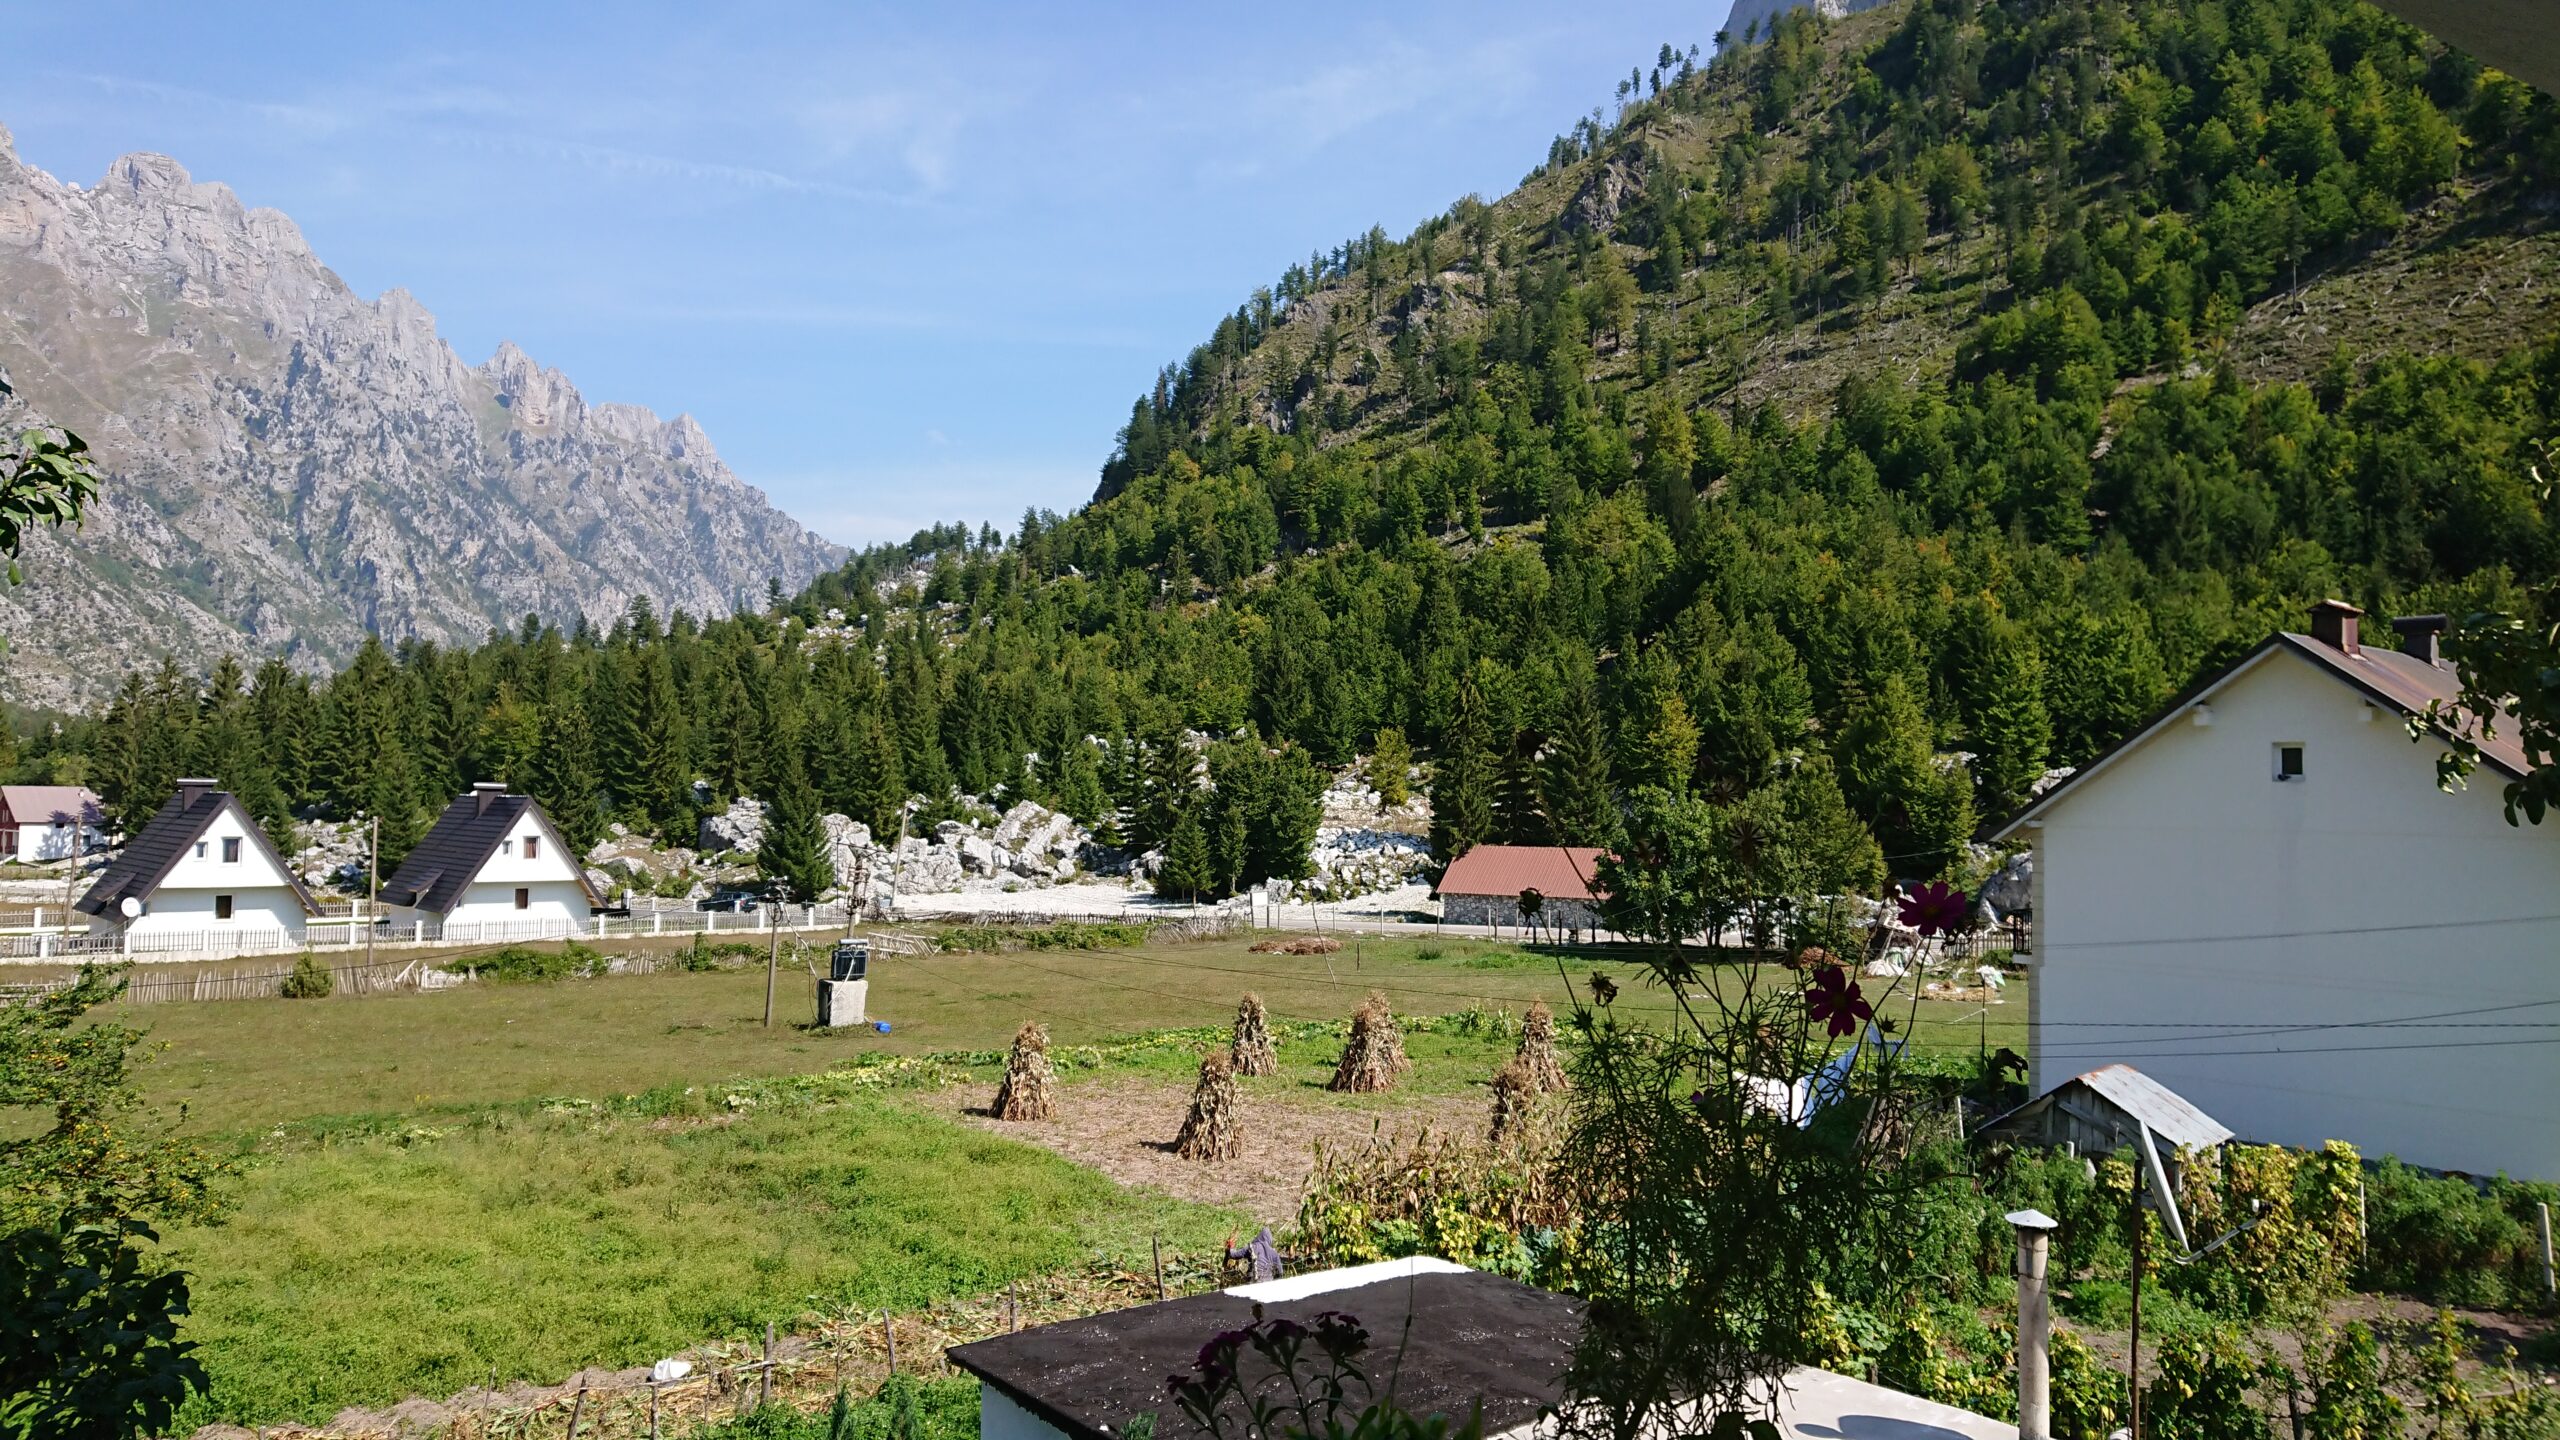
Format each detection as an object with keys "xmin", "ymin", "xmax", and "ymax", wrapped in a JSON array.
[{"xmin": 118, "ymin": 896, "xmax": 143, "ymax": 919}]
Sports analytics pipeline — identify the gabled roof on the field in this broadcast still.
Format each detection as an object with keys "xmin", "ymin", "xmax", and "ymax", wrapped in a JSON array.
[
  {"xmin": 1990, "ymin": 629, "xmax": 2531, "ymax": 842},
  {"xmin": 1434, "ymin": 844, "xmax": 1609, "ymax": 901},
  {"xmin": 379, "ymin": 787, "xmax": 603, "ymax": 913},
  {"xmin": 0, "ymin": 785, "xmax": 102, "ymax": 827},
  {"xmin": 1980, "ymin": 1063, "xmax": 2234, "ymax": 1153},
  {"xmin": 76, "ymin": 785, "xmax": 318, "ymax": 917}
]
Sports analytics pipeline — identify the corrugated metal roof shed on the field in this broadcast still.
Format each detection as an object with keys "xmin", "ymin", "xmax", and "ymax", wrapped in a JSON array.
[{"xmin": 1976, "ymin": 1063, "xmax": 2234, "ymax": 1156}]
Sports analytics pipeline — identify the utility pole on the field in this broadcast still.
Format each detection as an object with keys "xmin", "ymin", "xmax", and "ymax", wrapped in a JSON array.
[
  {"xmin": 763, "ymin": 920, "xmax": 779, "ymax": 1028},
  {"xmin": 366, "ymin": 813, "xmax": 380, "ymax": 967}
]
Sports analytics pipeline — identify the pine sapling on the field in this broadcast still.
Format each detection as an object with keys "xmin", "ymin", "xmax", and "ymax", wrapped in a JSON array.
[
  {"xmin": 1174, "ymin": 1050, "xmax": 1242, "ymax": 1161},
  {"xmin": 1514, "ymin": 999, "xmax": 1569, "ymax": 1093},
  {"xmin": 1327, "ymin": 990, "xmax": 1410, "ymax": 1093},
  {"xmin": 1230, "ymin": 992, "xmax": 1277, "ymax": 1077},
  {"xmin": 992, "ymin": 1021, "xmax": 1057, "ymax": 1121}
]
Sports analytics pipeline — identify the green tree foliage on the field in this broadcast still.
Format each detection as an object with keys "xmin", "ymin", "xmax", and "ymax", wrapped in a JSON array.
[
  {"xmin": 1430, "ymin": 679, "xmax": 1497, "ymax": 862},
  {"xmin": 1, "ymin": 965, "xmax": 219, "ymax": 1437},
  {"xmin": 0, "ymin": 377, "xmax": 101, "ymax": 587},
  {"xmin": 758, "ymin": 742, "xmax": 835, "ymax": 905},
  {"xmin": 1155, "ymin": 808, "xmax": 1216, "ymax": 902},
  {"xmin": 1366, "ymin": 727, "xmax": 1412, "ymax": 808}
]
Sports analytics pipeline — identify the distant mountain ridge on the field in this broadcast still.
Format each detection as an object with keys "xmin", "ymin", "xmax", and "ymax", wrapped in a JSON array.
[{"xmin": 0, "ymin": 126, "xmax": 843, "ymax": 709}]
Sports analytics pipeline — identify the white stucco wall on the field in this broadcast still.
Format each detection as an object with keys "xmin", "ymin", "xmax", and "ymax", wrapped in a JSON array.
[
  {"xmin": 444, "ymin": 879, "xmax": 590, "ymax": 932},
  {"xmin": 2027, "ymin": 650, "xmax": 2560, "ymax": 1180},
  {"xmin": 386, "ymin": 812, "xmax": 592, "ymax": 937},
  {"xmin": 9, "ymin": 819, "xmax": 86, "ymax": 862}
]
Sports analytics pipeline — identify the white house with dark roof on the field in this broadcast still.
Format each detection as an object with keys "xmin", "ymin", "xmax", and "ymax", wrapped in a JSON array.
[
  {"xmin": 1991, "ymin": 601, "xmax": 2559, "ymax": 1180},
  {"xmin": 75, "ymin": 779, "xmax": 317, "ymax": 947},
  {"xmin": 379, "ymin": 784, "xmax": 601, "ymax": 939},
  {"xmin": 0, "ymin": 784, "xmax": 104, "ymax": 863}
]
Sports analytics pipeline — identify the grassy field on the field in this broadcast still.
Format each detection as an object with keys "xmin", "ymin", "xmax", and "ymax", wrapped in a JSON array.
[{"xmin": 98, "ymin": 930, "xmax": 2029, "ymax": 1428}]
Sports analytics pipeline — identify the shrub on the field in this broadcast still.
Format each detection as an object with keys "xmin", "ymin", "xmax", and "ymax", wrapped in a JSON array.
[
  {"xmin": 2304, "ymin": 1322, "xmax": 2402, "ymax": 1440},
  {"xmin": 2049, "ymin": 1329, "xmax": 2127, "ymax": 1440},
  {"xmin": 279, "ymin": 951, "xmax": 334, "ymax": 999},
  {"xmin": 2143, "ymin": 1328, "xmax": 2270, "ymax": 1440},
  {"xmin": 2358, "ymin": 1158, "xmax": 2560, "ymax": 1308},
  {"xmin": 462, "ymin": 942, "xmax": 603, "ymax": 984}
]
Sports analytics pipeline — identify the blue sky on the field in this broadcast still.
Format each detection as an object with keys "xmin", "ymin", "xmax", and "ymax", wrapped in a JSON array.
[{"xmin": 7, "ymin": 1, "xmax": 1732, "ymax": 548}]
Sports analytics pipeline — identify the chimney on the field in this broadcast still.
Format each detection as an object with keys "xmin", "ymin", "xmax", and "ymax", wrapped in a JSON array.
[
  {"xmin": 174, "ymin": 777, "xmax": 218, "ymax": 808},
  {"xmin": 472, "ymin": 780, "xmax": 507, "ymax": 816},
  {"xmin": 2309, "ymin": 599, "xmax": 2363, "ymax": 655},
  {"xmin": 2009, "ymin": 1209, "xmax": 2060, "ymax": 1440},
  {"xmin": 2389, "ymin": 613, "xmax": 2448, "ymax": 666}
]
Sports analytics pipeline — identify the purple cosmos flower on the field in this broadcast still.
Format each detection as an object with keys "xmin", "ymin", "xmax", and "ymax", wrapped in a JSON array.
[
  {"xmin": 1897, "ymin": 880, "xmax": 1971, "ymax": 938},
  {"xmin": 1804, "ymin": 964, "xmax": 1872, "ymax": 1039}
]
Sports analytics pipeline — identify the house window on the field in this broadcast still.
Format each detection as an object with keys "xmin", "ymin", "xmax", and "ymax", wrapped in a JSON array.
[
  {"xmin": 214, "ymin": 895, "xmax": 233, "ymax": 921},
  {"xmin": 221, "ymin": 836, "xmax": 242, "ymax": 863},
  {"xmin": 523, "ymin": 835, "xmax": 540, "ymax": 861},
  {"xmin": 194, "ymin": 840, "xmax": 208, "ymax": 859},
  {"xmin": 514, "ymin": 887, "xmax": 531, "ymax": 911},
  {"xmin": 2273, "ymin": 743, "xmax": 2306, "ymax": 782},
  {"xmin": 500, "ymin": 838, "xmax": 513, "ymax": 856}
]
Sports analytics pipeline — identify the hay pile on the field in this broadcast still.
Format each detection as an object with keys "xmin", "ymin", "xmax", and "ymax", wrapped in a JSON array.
[
  {"xmin": 1173, "ymin": 1051, "xmax": 1242, "ymax": 1161},
  {"xmin": 1248, "ymin": 935, "xmax": 1343, "ymax": 955},
  {"xmin": 1513, "ymin": 1000, "xmax": 1570, "ymax": 1093},
  {"xmin": 991, "ymin": 1022, "xmax": 1057, "ymax": 1121},
  {"xmin": 1230, "ymin": 992, "xmax": 1278, "ymax": 1077},
  {"xmin": 1326, "ymin": 990, "xmax": 1410, "ymax": 1093},
  {"xmin": 1488, "ymin": 1057, "xmax": 1539, "ymax": 1145}
]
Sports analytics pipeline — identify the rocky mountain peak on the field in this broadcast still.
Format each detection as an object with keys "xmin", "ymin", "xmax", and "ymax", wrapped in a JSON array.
[{"xmin": 0, "ymin": 136, "xmax": 845, "ymax": 708}]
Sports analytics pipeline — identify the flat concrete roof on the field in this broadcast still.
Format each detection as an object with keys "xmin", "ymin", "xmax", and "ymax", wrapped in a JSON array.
[{"xmin": 1770, "ymin": 1366, "xmax": 2014, "ymax": 1440}]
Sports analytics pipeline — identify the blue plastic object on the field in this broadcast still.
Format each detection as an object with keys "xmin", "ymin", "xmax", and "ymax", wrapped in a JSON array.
[{"xmin": 873, "ymin": 1020, "xmax": 892, "ymax": 1033}]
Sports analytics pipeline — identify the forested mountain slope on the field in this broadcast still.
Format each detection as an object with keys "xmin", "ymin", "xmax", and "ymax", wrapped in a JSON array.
[
  {"xmin": 0, "ymin": 129, "xmax": 842, "ymax": 710},
  {"xmin": 33, "ymin": 0, "xmax": 2560, "ymax": 893}
]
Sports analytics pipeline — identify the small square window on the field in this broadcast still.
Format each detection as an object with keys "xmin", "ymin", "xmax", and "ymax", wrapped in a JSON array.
[
  {"xmin": 214, "ymin": 895, "xmax": 233, "ymax": 921},
  {"xmin": 523, "ymin": 835, "xmax": 540, "ymax": 861},
  {"xmin": 2274, "ymin": 743, "xmax": 2306, "ymax": 782},
  {"xmin": 221, "ymin": 836, "xmax": 242, "ymax": 863},
  {"xmin": 194, "ymin": 840, "xmax": 208, "ymax": 859},
  {"xmin": 514, "ymin": 887, "xmax": 531, "ymax": 911},
  {"xmin": 500, "ymin": 838, "xmax": 514, "ymax": 856}
]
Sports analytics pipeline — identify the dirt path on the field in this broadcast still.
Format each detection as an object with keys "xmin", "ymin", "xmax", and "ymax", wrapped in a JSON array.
[{"xmin": 918, "ymin": 1076, "xmax": 1470, "ymax": 1225}]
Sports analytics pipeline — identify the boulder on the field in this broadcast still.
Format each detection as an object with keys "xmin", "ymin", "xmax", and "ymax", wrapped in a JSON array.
[{"xmin": 699, "ymin": 797, "xmax": 766, "ymax": 855}]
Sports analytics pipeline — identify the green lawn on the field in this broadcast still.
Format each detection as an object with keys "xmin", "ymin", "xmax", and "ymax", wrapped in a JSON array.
[
  {"xmin": 167, "ymin": 1092, "xmax": 1236, "ymax": 1428},
  {"xmin": 96, "ymin": 932, "xmax": 2028, "ymax": 1429}
]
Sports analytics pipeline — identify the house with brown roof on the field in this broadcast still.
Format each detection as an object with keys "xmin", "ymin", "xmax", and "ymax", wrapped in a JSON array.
[
  {"xmin": 1435, "ymin": 844, "xmax": 1609, "ymax": 934},
  {"xmin": 1990, "ymin": 601, "xmax": 2558, "ymax": 1181},
  {"xmin": 379, "ymin": 783, "xmax": 602, "ymax": 940},
  {"xmin": 76, "ymin": 779, "xmax": 318, "ymax": 947},
  {"xmin": 0, "ymin": 784, "xmax": 104, "ymax": 863}
]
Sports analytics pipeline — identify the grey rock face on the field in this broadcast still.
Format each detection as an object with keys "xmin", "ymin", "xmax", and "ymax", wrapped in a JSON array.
[{"xmin": 0, "ymin": 126, "xmax": 843, "ymax": 707}]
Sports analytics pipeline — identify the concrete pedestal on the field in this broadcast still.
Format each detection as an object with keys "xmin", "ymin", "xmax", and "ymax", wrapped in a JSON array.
[{"xmin": 817, "ymin": 978, "xmax": 869, "ymax": 1027}]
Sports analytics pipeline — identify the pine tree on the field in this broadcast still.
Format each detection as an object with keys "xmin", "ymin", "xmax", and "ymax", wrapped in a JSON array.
[
  {"xmin": 1156, "ymin": 807, "xmax": 1215, "ymax": 901},
  {"xmin": 846, "ymin": 704, "xmax": 907, "ymax": 842},
  {"xmin": 1496, "ymin": 730, "xmax": 1550, "ymax": 846},
  {"xmin": 1540, "ymin": 665, "xmax": 1616, "ymax": 846},
  {"xmin": 759, "ymin": 742, "xmax": 835, "ymax": 904},
  {"xmin": 1366, "ymin": 727, "xmax": 1412, "ymax": 808},
  {"xmin": 1430, "ymin": 679, "xmax": 1496, "ymax": 862},
  {"xmin": 530, "ymin": 694, "xmax": 602, "ymax": 857}
]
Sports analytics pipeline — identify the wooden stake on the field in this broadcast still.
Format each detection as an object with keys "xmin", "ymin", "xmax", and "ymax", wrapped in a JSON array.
[
  {"xmin": 2129, "ymin": 1210, "xmax": 2145, "ymax": 1440},
  {"xmin": 566, "ymin": 1385, "xmax": 588, "ymax": 1440},
  {"xmin": 884, "ymin": 1313, "xmax": 897, "ymax": 1374},
  {"xmin": 760, "ymin": 1322, "xmax": 774, "ymax": 1408},
  {"xmin": 2540, "ymin": 1201, "xmax": 2555, "ymax": 1299},
  {"xmin": 1153, "ymin": 1235, "xmax": 1167, "ymax": 1301},
  {"xmin": 1009, "ymin": 1279, "xmax": 1020, "ymax": 1332},
  {"xmin": 649, "ymin": 1383, "xmax": 661, "ymax": 1440}
]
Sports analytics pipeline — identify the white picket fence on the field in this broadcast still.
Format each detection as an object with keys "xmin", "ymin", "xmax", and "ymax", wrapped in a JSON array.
[{"xmin": 0, "ymin": 901, "xmax": 872, "ymax": 964}]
